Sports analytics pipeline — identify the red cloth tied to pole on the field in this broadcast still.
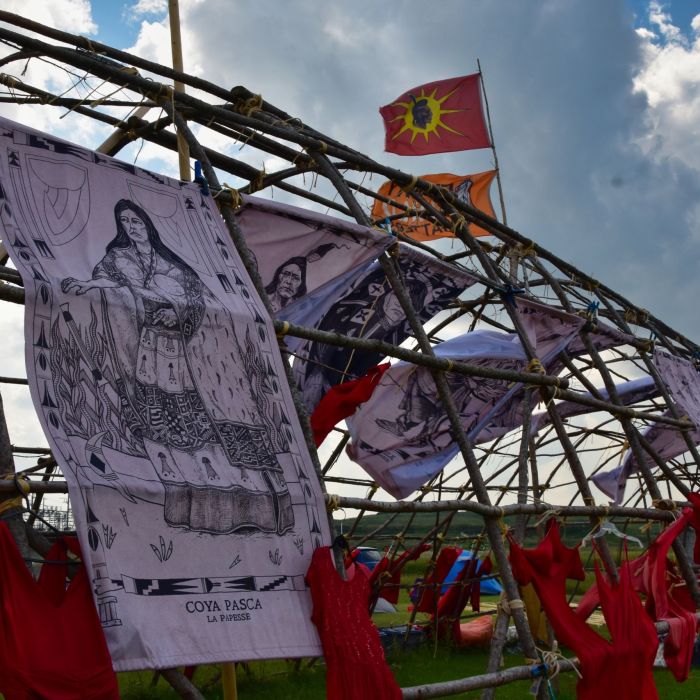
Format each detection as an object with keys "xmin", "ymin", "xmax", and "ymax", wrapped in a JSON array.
[
  {"xmin": 577, "ymin": 493, "xmax": 700, "ymax": 682},
  {"xmin": 311, "ymin": 363, "xmax": 390, "ymax": 446},
  {"xmin": 0, "ymin": 522, "xmax": 119, "ymax": 700},
  {"xmin": 414, "ymin": 546, "xmax": 462, "ymax": 614},
  {"xmin": 368, "ymin": 543, "xmax": 431, "ymax": 606},
  {"xmin": 509, "ymin": 520, "xmax": 659, "ymax": 700}
]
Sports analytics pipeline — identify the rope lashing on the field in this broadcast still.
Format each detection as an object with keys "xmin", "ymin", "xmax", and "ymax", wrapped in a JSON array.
[
  {"xmin": 150, "ymin": 83, "xmax": 174, "ymax": 101},
  {"xmin": 275, "ymin": 320, "xmax": 290, "ymax": 338},
  {"xmin": 534, "ymin": 507, "xmax": 562, "ymax": 527},
  {"xmin": 526, "ymin": 358, "xmax": 546, "ymax": 375},
  {"xmin": 0, "ymin": 473, "xmax": 29, "ymax": 516},
  {"xmin": 212, "ymin": 183, "xmax": 242, "ymax": 209},
  {"xmin": 543, "ymin": 378, "xmax": 561, "ymax": 407},
  {"xmin": 450, "ymin": 214, "xmax": 469, "ymax": 233},
  {"xmin": 304, "ymin": 141, "xmax": 328, "ymax": 157},
  {"xmin": 326, "ymin": 494, "xmax": 341, "ymax": 512},
  {"xmin": 652, "ymin": 498, "xmax": 678, "ymax": 511},
  {"xmin": 624, "ymin": 307, "xmax": 650, "ymax": 325},
  {"xmin": 495, "ymin": 508, "xmax": 509, "ymax": 539},
  {"xmin": 0, "ymin": 74, "xmax": 20, "ymax": 88},
  {"xmin": 241, "ymin": 93, "xmax": 263, "ymax": 117},
  {"xmin": 401, "ymin": 175, "xmax": 418, "ymax": 194},
  {"xmin": 515, "ymin": 241, "xmax": 537, "ymax": 259},
  {"xmin": 538, "ymin": 642, "xmax": 582, "ymax": 680},
  {"xmin": 498, "ymin": 594, "xmax": 525, "ymax": 616},
  {"xmin": 251, "ymin": 166, "xmax": 266, "ymax": 193}
]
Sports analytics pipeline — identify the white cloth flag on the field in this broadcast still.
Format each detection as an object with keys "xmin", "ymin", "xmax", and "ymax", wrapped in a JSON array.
[
  {"xmin": 235, "ymin": 195, "xmax": 391, "ymax": 351},
  {"xmin": 591, "ymin": 414, "xmax": 700, "ymax": 504},
  {"xmin": 653, "ymin": 350, "xmax": 700, "ymax": 427},
  {"xmin": 529, "ymin": 375, "xmax": 659, "ymax": 436},
  {"xmin": 592, "ymin": 351, "xmax": 700, "ymax": 503},
  {"xmin": 347, "ymin": 299, "xmax": 584, "ymax": 499},
  {"xmin": 0, "ymin": 118, "xmax": 330, "ymax": 670}
]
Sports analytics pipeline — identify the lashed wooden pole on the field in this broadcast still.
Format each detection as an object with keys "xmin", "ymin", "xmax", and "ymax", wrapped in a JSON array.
[
  {"xmin": 308, "ymin": 150, "xmax": 543, "ymax": 672},
  {"xmin": 168, "ymin": 0, "xmax": 190, "ymax": 181}
]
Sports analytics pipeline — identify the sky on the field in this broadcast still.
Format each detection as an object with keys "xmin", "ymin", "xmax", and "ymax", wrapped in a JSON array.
[{"xmin": 0, "ymin": 0, "xmax": 699, "ymax": 489}]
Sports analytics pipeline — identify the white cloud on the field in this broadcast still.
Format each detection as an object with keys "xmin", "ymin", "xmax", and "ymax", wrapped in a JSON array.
[
  {"xmin": 128, "ymin": 0, "xmax": 168, "ymax": 16},
  {"xmin": 1, "ymin": 0, "xmax": 96, "ymax": 34},
  {"xmin": 633, "ymin": 3, "xmax": 700, "ymax": 171},
  {"xmin": 647, "ymin": 1, "xmax": 684, "ymax": 43}
]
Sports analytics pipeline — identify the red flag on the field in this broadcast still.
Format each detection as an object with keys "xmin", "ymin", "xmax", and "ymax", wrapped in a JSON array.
[
  {"xmin": 379, "ymin": 74, "xmax": 491, "ymax": 156},
  {"xmin": 310, "ymin": 363, "xmax": 390, "ymax": 446},
  {"xmin": 371, "ymin": 171, "xmax": 497, "ymax": 239}
]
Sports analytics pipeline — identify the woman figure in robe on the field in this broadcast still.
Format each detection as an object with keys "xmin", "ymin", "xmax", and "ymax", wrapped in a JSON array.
[{"xmin": 61, "ymin": 199, "xmax": 293, "ymax": 536}]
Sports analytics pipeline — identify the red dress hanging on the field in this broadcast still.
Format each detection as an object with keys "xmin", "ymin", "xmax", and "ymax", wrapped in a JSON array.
[
  {"xmin": 306, "ymin": 546, "xmax": 401, "ymax": 700},
  {"xmin": 577, "ymin": 493, "xmax": 700, "ymax": 682},
  {"xmin": 364, "ymin": 543, "xmax": 431, "ymax": 606},
  {"xmin": 414, "ymin": 546, "xmax": 462, "ymax": 613},
  {"xmin": 0, "ymin": 521, "xmax": 119, "ymax": 700},
  {"xmin": 509, "ymin": 521, "xmax": 659, "ymax": 700}
]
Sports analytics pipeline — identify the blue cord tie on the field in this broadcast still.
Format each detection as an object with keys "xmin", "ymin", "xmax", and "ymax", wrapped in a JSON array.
[
  {"xmin": 583, "ymin": 300, "xmax": 600, "ymax": 332},
  {"xmin": 193, "ymin": 160, "xmax": 210, "ymax": 195},
  {"xmin": 497, "ymin": 284, "xmax": 525, "ymax": 307}
]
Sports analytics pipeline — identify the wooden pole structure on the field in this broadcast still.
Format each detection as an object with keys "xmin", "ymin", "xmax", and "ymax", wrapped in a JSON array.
[
  {"xmin": 0, "ymin": 14, "xmax": 699, "ymax": 698},
  {"xmin": 221, "ymin": 662, "xmax": 238, "ymax": 700},
  {"xmin": 168, "ymin": 0, "xmax": 190, "ymax": 180}
]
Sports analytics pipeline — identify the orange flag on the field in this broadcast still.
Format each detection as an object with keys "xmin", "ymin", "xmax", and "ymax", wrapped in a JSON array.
[
  {"xmin": 379, "ymin": 74, "xmax": 491, "ymax": 156},
  {"xmin": 371, "ymin": 171, "xmax": 497, "ymax": 241}
]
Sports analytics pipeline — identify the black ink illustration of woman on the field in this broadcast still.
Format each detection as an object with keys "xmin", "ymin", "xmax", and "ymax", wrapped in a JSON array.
[{"xmin": 61, "ymin": 199, "xmax": 293, "ymax": 536}]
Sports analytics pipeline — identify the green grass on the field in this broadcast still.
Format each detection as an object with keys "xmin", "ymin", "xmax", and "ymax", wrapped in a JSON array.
[
  {"xmin": 119, "ymin": 527, "xmax": 694, "ymax": 698},
  {"xmin": 117, "ymin": 563, "xmax": 700, "ymax": 699},
  {"xmin": 118, "ymin": 647, "xmax": 700, "ymax": 699}
]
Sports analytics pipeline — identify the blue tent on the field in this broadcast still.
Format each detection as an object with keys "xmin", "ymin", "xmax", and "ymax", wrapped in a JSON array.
[{"xmin": 440, "ymin": 550, "xmax": 502, "ymax": 596}]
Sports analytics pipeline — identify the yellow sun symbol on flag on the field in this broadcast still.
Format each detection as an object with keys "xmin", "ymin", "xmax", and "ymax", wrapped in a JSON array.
[{"xmin": 389, "ymin": 86, "xmax": 465, "ymax": 143}]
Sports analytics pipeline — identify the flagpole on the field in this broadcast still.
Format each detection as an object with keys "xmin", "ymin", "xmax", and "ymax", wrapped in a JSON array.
[{"xmin": 476, "ymin": 58, "xmax": 506, "ymax": 226}]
